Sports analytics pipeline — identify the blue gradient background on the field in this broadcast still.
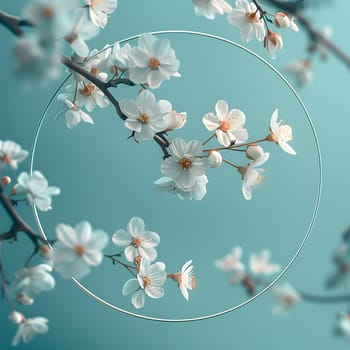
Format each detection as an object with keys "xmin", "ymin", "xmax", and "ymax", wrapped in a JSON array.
[{"xmin": 1, "ymin": 0, "xmax": 349, "ymax": 348}]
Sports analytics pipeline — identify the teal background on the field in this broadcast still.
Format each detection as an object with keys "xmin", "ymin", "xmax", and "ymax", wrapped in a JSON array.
[{"xmin": 1, "ymin": 0, "xmax": 349, "ymax": 348}]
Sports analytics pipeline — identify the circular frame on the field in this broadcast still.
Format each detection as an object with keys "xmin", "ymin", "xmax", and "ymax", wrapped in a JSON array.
[{"xmin": 30, "ymin": 30, "xmax": 322, "ymax": 322}]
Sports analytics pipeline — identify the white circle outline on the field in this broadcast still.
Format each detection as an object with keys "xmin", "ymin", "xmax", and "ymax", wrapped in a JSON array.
[{"xmin": 30, "ymin": 30, "xmax": 322, "ymax": 322}]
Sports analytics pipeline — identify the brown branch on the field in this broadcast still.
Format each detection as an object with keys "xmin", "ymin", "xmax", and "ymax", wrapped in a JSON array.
[
  {"xmin": 0, "ymin": 10, "xmax": 33, "ymax": 36},
  {"xmin": 61, "ymin": 55, "xmax": 171, "ymax": 158},
  {"xmin": 0, "ymin": 183, "xmax": 46, "ymax": 246}
]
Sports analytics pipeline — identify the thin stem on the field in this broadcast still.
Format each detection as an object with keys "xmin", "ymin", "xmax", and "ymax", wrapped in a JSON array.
[
  {"xmin": 222, "ymin": 159, "xmax": 240, "ymax": 169},
  {"xmin": 203, "ymin": 137, "xmax": 267, "ymax": 153},
  {"xmin": 202, "ymin": 134, "xmax": 216, "ymax": 146},
  {"xmin": 104, "ymin": 254, "xmax": 137, "ymax": 277}
]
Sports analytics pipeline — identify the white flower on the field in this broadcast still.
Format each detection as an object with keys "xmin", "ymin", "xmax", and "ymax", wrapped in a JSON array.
[
  {"xmin": 335, "ymin": 313, "xmax": 350, "ymax": 337},
  {"xmin": 192, "ymin": 0, "xmax": 232, "ymax": 19},
  {"xmin": 84, "ymin": 0, "xmax": 117, "ymax": 28},
  {"xmin": 202, "ymin": 100, "xmax": 248, "ymax": 147},
  {"xmin": 271, "ymin": 283, "xmax": 300, "ymax": 314},
  {"xmin": 66, "ymin": 13, "xmax": 100, "ymax": 58},
  {"xmin": 23, "ymin": 0, "xmax": 78, "ymax": 39},
  {"xmin": 9, "ymin": 311, "xmax": 25, "ymax": 324},
  {"xmin": 11, "ymin": 315, "xmax": 49, "ymax": 346},
  {"xmin": 161, "ymin": 138, "xmax": 209, "ymax": 189},
  {"xmin": 122, "ymin": 258, "xmax": 167, "ymax": 309},
  {"xmin": 249, "ymin": 250, "xmax": 280, "ymax": 275},
  {"xmin": 170, "ymin": 260, "xmax": 196, "ymax": 300},
  {"xmin": 0, "ymin": 140, "xmax": 28, "ymax": 170},
  {"xmin": 107, "ymin": 42, "xmax": 133, "ymax": 73},
  {"xmin": 245, "ymin": 144, "xmax": 264, "ymax": 160},
  {"xmin": 52, "ymin": 221, "xmax": 108, "ymax": 279},
  {"xmin": 285, "ymin": 59, "xmax": 312, "ymax": 87},
  {"xmin": 238, "ymin": 151, "xmax": 269, "ymax": 200},
  {"xmin": 13, "ymin": 171, "xmax": 60, "ymax": 211},
  {"xmin": 56, "ymin": 100, "xmax": 94, "ymax": 128},
  {"xmin": 228, "ymin": 0, "xmax": 266, "ymax": 42},
  {"xmin": 120, "ymin": 90, "xmax": 172, "ymax": 142},
  {"xmin": 58, "ymin": 81, "xmax": 109, "ymax": 113},
  {"xmin": 154, "ymin": 175, "xmax": 208, "ymax": 201},
  {"xmin": 162, "ymin": 111, "xmax": 187, "ymax": 131},
  {"xmin": 264, "ymin": 30, "xmax": 283, "ymax": 59},
  {"xmin": 208, "ymin": 151, "xmax": 222, "ymax": 168},
  {"xmin": 128, "ymin": 33, "xmax": 180, "ymax": 89},
  {"xmin": 274, "ymin": 12, "xmax": 299, "ymax": 32},
  {"xmin": 112, "ymin": 217, "xmax": 160, "ymax": 262},
  {"xmin": 12, "ymin": 264, "xmax": 55, "ymax": 304},
  {"xmin": 268, "ymin": 109, "xmax": 296, "ymax": 155},
  {"xmin": 13, "ymin": 35, "xmax": 61, "ymax": 85},
  {"xmin": 215, "ymin": 246, "xmax": 245, "ymax": 272}
]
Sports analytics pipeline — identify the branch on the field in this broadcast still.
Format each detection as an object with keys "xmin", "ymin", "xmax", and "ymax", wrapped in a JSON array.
[
  {"xmin": 0, "ymin": 10, "xmax": 33, "ymax": 37},
  {"xmin": 0, "ymin": 183, "xmax": 46, "ymax": 246},
  {"xmin": 61, "ymin": 56, "xmax": 171, "ymax": 158},
  {"xmin": 260, "ymin": 0, "xmax": 350, "ymax": 69}
]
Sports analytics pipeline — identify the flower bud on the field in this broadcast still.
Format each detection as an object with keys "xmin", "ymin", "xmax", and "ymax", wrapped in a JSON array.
[
  {"xmin": 39, "ymin": 244, "xmax": 52, "ymax": 261},
  {"xmin": 208, "ymin": 151, "xmax": 222, "ymax": 168},
  {"xmin": 264, "ymin": 30, "xmax": 283, "ymax": 59},
  {"xmin": 163, "ymin": 111, "xmax": 187, "ymax": 131},
  {"xmin": 246, "ymin": 145, "xmax": 264, "ymax": 160},
  {"xmin": 16, "ymin": 292, "xmax": 34, "ymax": 305},
  {"xmin": 2, "ymin": 176, "xmax": 11, "ymax": 186},
  {"xmin": 274, "ymin": 12, "xmax": 290, "ymax": 28},
  {"xmin": 9, "ymin": 311, "xmax": 25, "ymax": 324}
]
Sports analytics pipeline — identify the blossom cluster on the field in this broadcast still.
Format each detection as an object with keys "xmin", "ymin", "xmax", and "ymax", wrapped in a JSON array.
[
  {"xmin": 215, "ymin": 245, "xmax": 300, "ymax": 313},
  {"xmin": 13, "ymin": 0, "xmax": 118, "ymax": 86},
  {"xmin": 192, "ymin": 0, "xmax": 298, "ymax": 59}
]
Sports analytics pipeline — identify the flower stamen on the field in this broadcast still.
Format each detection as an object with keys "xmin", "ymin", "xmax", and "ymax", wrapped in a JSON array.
[
  {"xmin": 74, "ymin": 245, "xmax": 86, "ymax": 256},
  {"xmin": 148, "ymin": 57, "xmax": 161, "ymax": 70},
  {"xmin": 179, "ymin": 158, "xmax": 192, "ymax": 170}
]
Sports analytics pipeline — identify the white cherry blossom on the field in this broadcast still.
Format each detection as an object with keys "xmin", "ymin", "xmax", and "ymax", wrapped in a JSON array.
[
  {"xmin": 245, "ymin": 144, "xmax": 264, "ymax": 160},
  {"xmin": 11, "ymin": 314, "xmax": 49, "ymax": 346},
  {"xmin": 249, "ymin": 250, "xmax": 280, "ymax": 275},
  {"xmin": 271, "ymin": 283, "xmax": 300, "ymax": 314},
  {"xmin": 228, "ymin": 0, "xmax": 266, "ymax": 42},
  {"xmin": 238, "ymin": 151, "xmax": 269, "ymax": 200},
  {"xmin": 208, "ymin": 151, "xmax": 222, "ymax": 168},
  {"xmin": 215, "ymin": 246, "xmax": 245, "ymax": 272},
  {"xmin": 202, "ymin": 100, "xmax": 248, "ymax": 147},
  {"xmin": 13, "ymin": 171, "xmax": 60, "ymax": 211},
  {"xmin": 192, "ymin": 0, "xmax": 232, "ymax": 19},
  {"xmin": 12, "ymin": 264, "xmax": 55, "ymax": 304},
  {"xmin": 66, "ymin": 13, "xmax": 100, "ymax": 58},
  {"xmin": 274, "ymin": 12, "xmax": 299, "ymax": 32},
  {"xmin": 106, "ymin": 42, "xmax": 133, "ymax": 73},
  {"xmin": 56, "ymin": 100, "xmax": 94, "ymax": 129},
  {"xmin": 161, "ymin": 138, "xmax": 209, "ymax": 190},
  {"xmin": 335, "ymin": 313, "xmax": 350, "ymax": 337},
  {"xmin": 52, "ymin": 221, "xmax": 108, "ymax": 279},
  {"xmin": 128, "ymin": 33, "xmax": 180, "ymax": 89},
  {"xmin": 122, "ymin": 258, "xmax": 167, "ymax": 309},
  {"xmin": 264, "ymin": 30, "xmax": 283, "ymax": 59},
  {"xmin": 84, "ymin": 0, "xmax": 117, "ymax": 28},
  {"xmin": 154, "ymin": 175, "xmax": 208, "ymax": 201},
  {"xmin": 169, "ymin": 260, "xmax": 196, "ymax": 300},
  {"xmin": 285, "ymin": 59, "xmax": 312, "ymax": 87},
  {"xmin": 112, "ymin": 216, "xmax": 160, "ymax": 262},
  {"xmin": 120, "ymin": 90, "xmax": 172, "ymax": 142},
  {"xmin": 162, "ymin": 111, "xmax": 187, "ymax": 131},
  {"xmin": 0, "ymin": 140, "xmax": 28, "ymax": 170},
  {"xmin": 268, "ymin": 109, "xmax": 296, "ymax": 155}
]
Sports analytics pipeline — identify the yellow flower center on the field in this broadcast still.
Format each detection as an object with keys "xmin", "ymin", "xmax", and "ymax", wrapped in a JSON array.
[
  {"xmin": 219, "ymin": 121, "xmax": 230, "ymax": 132},
  {"xmin": 143, "ymin": 276, "xmax": 152, "ymax": 287},
  {"xmin": 179, "ymin": 158, "xmax": 191, "ymax": 170},
  {"xmin": 79, "ymin": 83, "xmax": 95, "ymax": 97},
  {"xmin": 131, "ymin": 237, "xmax": 142, "ymax": 248},
  {"xmin": 0, "ymin": 154, "xmax": 11, "ymax": 164},
  {"xmin": 138, "ymin": 114, "xmax": 149, "ymax": 124},
  {"xmin": 148, "ymin": 57, "xmax": 161, "ymax": 70},
  {"xmin": 279, "ymin": 125, "xmax": 293, "ymax": 141},
  {"xmin": 42, "ymin": 6, "xmax": 54, "ymax": 18},
  {"xmin": 74, "ymin": 245, "xmax": 86, "ymax": 256},
  {"xmin": 245, "ymin": 11, "xmax": 259, "ymax": 23}
]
